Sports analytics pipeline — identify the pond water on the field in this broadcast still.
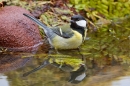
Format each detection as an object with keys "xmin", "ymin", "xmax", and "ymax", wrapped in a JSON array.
[
  {"xmin": 0, "ymin": 15, "xmax": 130, "ymax": 86},
  {"xmin": 0, "ymin": 75, "xmax": 9, "ymax": 86},
  {"xmin": 112, "ymin": 76, "xmax": 130, "ymax": 86}
]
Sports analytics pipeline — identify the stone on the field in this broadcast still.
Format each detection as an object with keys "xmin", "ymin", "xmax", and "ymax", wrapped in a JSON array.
[{"xmin": 0, "ymin": 6, "xmax": 45, "ymax": 52}]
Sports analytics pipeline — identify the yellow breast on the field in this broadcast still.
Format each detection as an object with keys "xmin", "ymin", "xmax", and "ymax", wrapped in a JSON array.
[{"xmin": 52, "ymin": 30, "xmax": 82, "ymax": 49}]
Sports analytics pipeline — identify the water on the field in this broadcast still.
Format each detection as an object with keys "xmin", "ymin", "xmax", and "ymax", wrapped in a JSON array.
[
  {"xmin": 0, "ymin": 74, "xmax": 9, "ymax": 86},
  {"xmin": 112, "ymin": 76, "xmax": 130, "ymax": 86},
  {"xmin": 0, "ymin": 14, "xmax": 130, "ymax": 86}
]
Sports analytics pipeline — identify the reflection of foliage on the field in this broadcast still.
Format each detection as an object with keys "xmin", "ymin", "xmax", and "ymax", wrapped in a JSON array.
[{"xmin": 49, "ymin": 56, "xmax": 84, "ymax": 71}]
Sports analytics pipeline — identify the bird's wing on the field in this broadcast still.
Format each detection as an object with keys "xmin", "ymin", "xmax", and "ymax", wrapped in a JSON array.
[
  {"xmin": 23, "ymin": 13, "xmax": 73, "ymax": 39},
  {"xmin": 50, "ymin": 25, "xmax": 74, "ymax": 38},
  {"xmin": 23, "ymin": 13, "xmax": 55, "ymax": 39}
]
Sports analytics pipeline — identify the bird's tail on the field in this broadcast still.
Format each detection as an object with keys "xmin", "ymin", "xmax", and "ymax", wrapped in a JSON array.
[
  {"xmin": 23, "ymin": 59, "xmax": 50, "ymax": 77},
  {"xmin": 23, "ymin": 13, "xmax": 55, "ymax": 39}
]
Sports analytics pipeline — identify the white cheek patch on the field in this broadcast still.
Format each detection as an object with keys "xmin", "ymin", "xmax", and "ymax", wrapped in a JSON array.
[{"xmin": 76, "ymin": 20, "xmax": 86, "ymax": 27}]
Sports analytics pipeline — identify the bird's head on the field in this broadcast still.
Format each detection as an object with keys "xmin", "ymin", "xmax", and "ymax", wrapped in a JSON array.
[{"xmin": 70, "ymin": 15, "xmax": 87, "ymax": 28}]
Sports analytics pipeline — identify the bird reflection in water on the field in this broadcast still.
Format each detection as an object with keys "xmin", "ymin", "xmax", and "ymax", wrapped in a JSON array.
[{"xmin": 23, "ymin": 55, "xmax": 87, "ymax": 84}]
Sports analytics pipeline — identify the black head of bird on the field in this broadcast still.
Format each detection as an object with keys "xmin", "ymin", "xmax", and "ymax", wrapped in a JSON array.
[
  {"xmin": 70, "ymin": 15, "xmax": 87, "ymax": 28},
  {"xmin": 23, "ymin": 14, "xmax": 87, "ymax": 49}
]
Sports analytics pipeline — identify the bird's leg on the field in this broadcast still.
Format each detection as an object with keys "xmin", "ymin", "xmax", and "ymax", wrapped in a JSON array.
[
  {"xmin": 48, "ymin": 47, "xmax": 56, "ymax": 54},
  {"xmin": 48, "ymin": 47, "xmax": 60, "ymax": 54},
  {"xmin": 54, "ymin": 48, "xmax": 60, "ymax": 54},
  {"xmin": 77, "ymin": 47, "xmax": 85, "ymax": 61}
]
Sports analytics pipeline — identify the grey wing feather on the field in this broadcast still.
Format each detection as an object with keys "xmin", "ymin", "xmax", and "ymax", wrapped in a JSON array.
[
  {"xmin": 23, "ymin": 13, "xmax": 73, "ymax": 39},
  {"xmin": 23, "ymin": 13, "xmax": 56, "ymax": 39},
  {"xmin": 50, "ymin": 27, "xmax": 74, "ymax": 38}
]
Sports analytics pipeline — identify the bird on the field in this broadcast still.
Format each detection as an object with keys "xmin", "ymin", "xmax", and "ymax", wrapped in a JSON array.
[
  {"xmin": 23, "ymin": 14, "xmax": 88, "ymax": 83},
  {"xmin": 23, "ymin": 13, "xmax": 87, "ymax": 50}
]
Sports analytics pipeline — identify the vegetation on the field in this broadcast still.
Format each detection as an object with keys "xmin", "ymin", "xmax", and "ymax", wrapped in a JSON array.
[
  {"xmin": 0, "ymin": 0, "xmax": 130, "ymax": 86},
  {"xmin": 0, "ymin": 0, "xmax": 129, "ymax": 71},
  {"xmin": 69, "ymin": 0, "xmax": 130, "ymax": 65},
  {"xmin": 0, "ymin": 0, "xmax": 129, "ymax": 70},
  {"xmin": 70, "ymin": 0, "xmax": 130, "ymax": 19}
]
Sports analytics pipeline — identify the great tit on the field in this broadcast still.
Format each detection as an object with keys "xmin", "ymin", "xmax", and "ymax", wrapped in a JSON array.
[{"xmin": 23, "ymin": 13, "xmax": 87, "ymax": 50}]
